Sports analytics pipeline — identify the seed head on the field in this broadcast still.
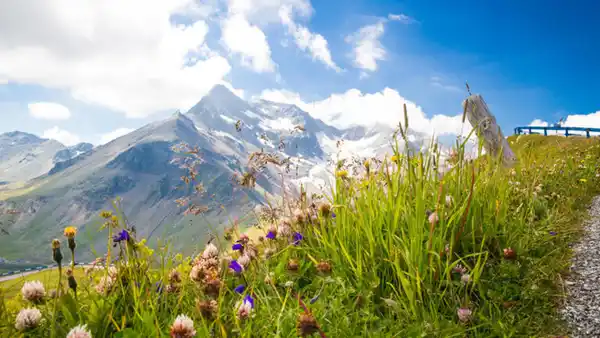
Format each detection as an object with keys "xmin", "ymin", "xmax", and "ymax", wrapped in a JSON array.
[
  {"xmin": 189, "ymin": 265, "xmax": 206, "ymax": 283},
  {"xmin": 316, "ymin": 261, "xmax": 332, "ymax": 274},
  {"xmin": 169, "ymin": 269, "xmax": 182, "ymax": 284},
  {"xmin": 297, "ymin": 313, "xmax": 319, "ymax": 337},
  {"xmin": 287, "ymin": 259, "xmax": 299, "ymax": 272},
  {"xmin": 318, "ymin": 203, "xmax": 331, "ymax": 217},
  {"xmin": 52, "ymin": 239, "xmax": 61, "ymax": 249},
  {"xmin": 202, "ymin": 243, "xmax": 219, "ymax": 259},
  {"xmin": 170, "ymin": 314, "xmax": 196, "ymax": 338},
  {"xmin": 196, "ymin": 299, "xmax": 218, "ymax": 319},
  {"xmin": 237, "ymin": 254, "xmax": 251, "ymax": 268}
]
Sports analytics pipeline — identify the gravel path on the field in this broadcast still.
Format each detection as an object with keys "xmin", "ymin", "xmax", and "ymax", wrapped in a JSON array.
[{"xmin": 561, "ymin": 196, "xmax": 600, "ymax": 337}]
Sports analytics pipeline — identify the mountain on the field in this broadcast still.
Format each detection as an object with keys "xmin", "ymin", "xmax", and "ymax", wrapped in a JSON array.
[
  {"xmin": 0, "ymin": 85, "xmax": 403, "ymax": 264},
  {"xmin": 0, "ymin": 131, "xmax": 89, "ymax": 185}
]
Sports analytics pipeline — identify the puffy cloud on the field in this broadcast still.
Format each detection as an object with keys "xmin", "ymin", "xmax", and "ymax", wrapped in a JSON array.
[
  {"xmin": 220, "ymin": 13, "xmax": 276, "ymax": 72},
  {"xmin": 279, "ymin": 6, "xmax": 340, "ymax": 72},
  {"xmin": 0, "ymin": 0, "xmax": 231, "ymax": 118},
  {"xmin": 99, "ymin": 128, "xmax": 135, "ymax": 145},
  {"xmin": 259, "ymin": 87, "xmax": 471, "ymax": 136},
  {"xmin": 345, "ymin": 21, "xmax": 386, "ymax": 73},
  {"xmin": 42, "ymin": 127, "xmax": 81, "ymax": 146},
  {"xmin": 529, "ymin": 119, "xmax": 549, "ymax": 127},
  {"xmin": 28, "ymin": 102, "xmax": 71, "ymax": 120}
]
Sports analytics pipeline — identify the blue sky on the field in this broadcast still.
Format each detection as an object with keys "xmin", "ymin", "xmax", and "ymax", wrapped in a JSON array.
[{"xmin": 0, "ymin": 0, "xmax": 598, "ymax": 145}]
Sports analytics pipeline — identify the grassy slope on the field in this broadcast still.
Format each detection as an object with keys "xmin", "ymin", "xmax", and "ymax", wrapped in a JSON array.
[{"xmin": 1, "ymin": 134, "xmax": 599, "ymax": 337}]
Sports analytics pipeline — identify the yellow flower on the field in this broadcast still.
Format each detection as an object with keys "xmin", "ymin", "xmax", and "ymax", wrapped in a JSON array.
[
  {"xmin": 100, "ymin": 211, "xmax": 113, "ymax": 219},
  {"xmin": 52, "ymin": 239, "xmax": 61, "ymax": 249},
  {"xmin": 63, "ymin": 226, "xmax": 77, "ymax": 239},
  {"xmin": 580, "ymin": 178, "xmax": 588, "ymax": 183},
  {"xmin": 391, "ymin": 155, "xmax": 398, "ymax": 163},
  {"xmin": 336, "ymin": 170, "xmax": 348, "ymax": 179}
]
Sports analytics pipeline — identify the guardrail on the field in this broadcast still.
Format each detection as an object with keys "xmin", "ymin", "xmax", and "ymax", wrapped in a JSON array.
[
  {"xmin": 514, "ymin": 126, "xmax": 600, "ymax": 138},
  {"xmin": 0, "ymin": 262, "xmax": 91, "ymax": 278}
]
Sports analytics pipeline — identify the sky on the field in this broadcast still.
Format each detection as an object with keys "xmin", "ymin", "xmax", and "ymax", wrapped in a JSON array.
[{"xmin": 0, "ymin": 0, "xmax": 599, "ymax": 146}]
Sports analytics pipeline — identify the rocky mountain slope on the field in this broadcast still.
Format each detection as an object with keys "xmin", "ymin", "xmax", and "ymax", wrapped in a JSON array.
[{"xmin": 0, "ymin": 85, "xmax": 403, "ymax": 264}]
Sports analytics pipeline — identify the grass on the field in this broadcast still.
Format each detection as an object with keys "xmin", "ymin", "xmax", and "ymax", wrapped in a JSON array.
[
  {"xmin": 0, "ymin": 268, "xmax": 87, "ymax": 299},
  {"xmin": 1, "ymin": 131, "xmax": 599, "ymax": 337}
]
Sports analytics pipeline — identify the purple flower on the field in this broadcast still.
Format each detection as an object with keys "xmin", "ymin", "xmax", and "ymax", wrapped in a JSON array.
[
  {"xmin": 266, "ymin": 231, "xmax": 276, "ymax": 240},
  {"xmin": 112, "ymin": 229, "xmax": 130, "ymax": 243},
  {"xmin": 292, "ymin": 232, "xmax": 303, "ymax": 246},
  {"xmin": 234, "ymin": 284, "xmax": 245, "ymax": 294},
  {"xmin": 155, "ymin": 281, "xmax": 164, "ymax": 293},
  {"xmin": 549, "ymin": 231, "xmax": 557, "ymax": 236},
  {"xmin": 229, "ymin": 260, "xmax": 243, "ymax": 273},
  {"xmin": 331, "ymin": 212, "xmax": 336, "ymax": 218},
  {"xmin": 232, "ymin": 243, "xmax": 243, "ymax": 251},
  {"xmin": 310, "ymin": 295, "xmax": 319, "ymax": 304},
  {"xmin": 243, "ymin": 294, "xmax": 255, "ymax": 309}
]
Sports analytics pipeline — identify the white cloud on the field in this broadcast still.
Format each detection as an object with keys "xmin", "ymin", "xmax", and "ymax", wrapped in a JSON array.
[
  {"xmin": 42, "ymin": 127, "xmax": 81, "ymax": 146},
  {"xmin": 99, "ymin": 128, "xmax": 135, "ymax": 145},
  {"xmin": 388, "ymin": 13, "xmax": 416, "ymax": 24},
  {"xmin": 279, "ymin": 6, "xmax": 340, "ymax": 72},
  {"xmin": 0, "ymin": 0, "xmax": 231, "ymax": 118},
  {"xmin": 562, "ymin": 111, "xmax": 600, "ymax": 127},
  {"xmin": 430, "ymin": 76, "xmax": 462, "ymax": 93},
  {"xmin": 345, "ymin": 21, "xmax": 386, "ymax": 73},
  {"xmin": 221, "ymin": 13, "xmax": 276, "ymax": 73},
  {"xmin": 260, "ymin": 87, "xmax": 471, "ymax": 136},
  {"xmin": 28, "ymin": 102, "xmax": 71, "ymax": 120},
  {"xmin": 529, "ymin": 119, "xmax": 549, "ymax": 127}
]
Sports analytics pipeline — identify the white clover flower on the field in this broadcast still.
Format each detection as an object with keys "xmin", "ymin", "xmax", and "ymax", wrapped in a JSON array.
[
  {"xmin": 202, "ymin": 243, "xmax": 219, "ymax": 259},
  {"xmin": 445, "ymin": 195, "xmax": 454, "ymax": 207},
  {"xmin": 95, "ymin": 276, "xmax": 115, "ymax": 295},
  {"xmin": 67, "ymin": 324, "xmax": 92, "ymax": 338},
  {"xmin": 457, "ymin": 308, "xmax": 472, "ymax": 323},
  {"xmin": 189, "ymin": 265, "xmax": 205, "ymax": 283},
  {"xmin": 237, "ymin": 254, "xmax": 251, "ymax": 268},
  {"xmin": 15, "ymin": 308, "xmax": 42, "ymax": 331},
  {"xmin": 461, "ymin": 274, "xmax": 471, "ymax": 284},
  {"xmin": 170, "ymin": 314, "xmax": 196, "ymax": 338},
  {"xmin": 21, "ymin": 281, "xmax": 46, "ymax": 303},
  {"xmin": 236, "ymin": 295, "xmax": 255, "ymax": 320}
]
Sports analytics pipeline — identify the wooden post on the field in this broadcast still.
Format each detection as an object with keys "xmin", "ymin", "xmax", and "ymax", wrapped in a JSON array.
[
  {"xmin": 586, "ymin": 129, "xmax": 590, "ymax": 138},
  {"xmin": 462, "ymin": 94, "xmax": 517, "ymax": 167},
  {"xmin": 544, "ymin": 128, "xmax": 547, "ymax": 136}
]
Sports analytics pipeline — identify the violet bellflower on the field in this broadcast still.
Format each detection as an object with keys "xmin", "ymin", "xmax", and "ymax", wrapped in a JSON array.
[
  {"xmin": 112, "ymin": 229, "xmax": 130, "ymax": 247},
  {"xmin": 232, "ymin": 243, "xmax": 243, "ymax": 251},
  {"xmin": 229, "ymin": 260, "xmax": 243, "ymax": 274},
  {"xmin": 266, "ymin": 231, "xmax": 276, "ymax": 240},
  {"xmin": 234, "ymin": 284, "xmax": 245, "ymax": 294},
  {"xmin": 292, "ymin": 232, "xmax": 303, "ymax": 246}
]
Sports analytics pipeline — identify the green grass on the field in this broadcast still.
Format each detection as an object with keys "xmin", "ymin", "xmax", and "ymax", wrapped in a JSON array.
[
  {"xmin": 0, "ymin": 268, "xmax": 87, "ymax": 299},
  {"xmin": 1, "ymin": 133, "xmax": 599, "ymax": 337}
]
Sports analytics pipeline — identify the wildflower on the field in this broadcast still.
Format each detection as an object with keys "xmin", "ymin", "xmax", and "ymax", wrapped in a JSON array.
[
  {"xmin": 234, "ymin": 284, "xmax": 245, "ymax": 294},
  {"xmin": 52, "ymin": 239, "xmax": 63, "ymax": 265},
  {"xmin": 15, "ymin": 308, "xmax": 42, "ymax": 331},
  {"xmin": 292, "ymin": 232, "xmax": 303, "ymax": 246},
  {"xmin": 309, "ymin": 295, "xmax": 319, "ymax": 304},
  {"xmin": 66, "ymin": 269, "xmax": 77, "ymax": 293},
  {"xmin": 245, "ymin": 244, "xmax": 258, "ymax": 259},
  {"xmin": 297, "ymin": 313, "xmax": 320, "ymax": 337},
  {"xmin": 169, "ymin": 269, "xmax": 182, "ymax": 284},
  {"xmin": 95, "ymin": 276, "xmax": 115, "ymax": 295},
  {"xmin": 107, "ymin": 266, "xmax": 118, "ymax": 279},
  {"xmin": 166, "ymin": 284, "xmax": 180, "ymax": 294},
  {"xmin": 318, "ymin": 203, "xmax": 331, "ymax": 217},
  {"xmin": 336, "ymin": 170, "xmax": 348, "ymax": 179},
  {"xmin": 264, "ymin": 248, "xmax": 276, "ymax": 259},
  {"xmin": 266, "ymin": 231, "xmax": 276, "ymax": 240},
  {"xmin": 21, "ymin": 281, "xmax": 45, "ymax": 303},
  {"xmin": 427, "ymin": 211, "xmax": 438, "ymax": 225},
  {"xmin": 452, "ymin": 264, "xmax": 467, "ymax": 275},
  {"xmin": 229, "ymin": 260, "xmax": 243, "ymax": 274},
  {"xmin": 202, "ymin": 243, "xmax": 219, "ymax": 259},
  {"xmin": 293, "ymin": 208, "xmax": 305, "ymax": 223},
  {"xmin": 316, "ymin": 261, "xmax": 332, "ymax": 274},
  {"xmin": 237, "ymin": 254, "xmax": 251, "ymax": 268},
  {"xmin": 238, "ymin": 234, "xmax": 249, "ymax": 244},
  {"xmin": 503, "ymin": 248, "xmax": 516, "ymax": 260},
  {"xmin": 189, "ymin": 265, "xmax": 205, "ymax": 282},
  {"xmin": 196, "ymin": 299, "xmax": 218, "ymax": 319},
  {"xmin": 67, "ymin": 324, "xmax": 92, "ymax": 338},
  {"xmin": 461, "ymin": 274, "xmax": 471, "ymax": 284},
  {"xmin": 284, "ymin": 281, "xmax": 294, "ymax": 288},
  {"xmin": 278, "ymin": 219, "xmax": 292, "ymax": 236},
  {"xmin": 232, "ymin": 243, "xmax": 243, "ymax": 251},
  {"xmin": 203, "ymin": 277, "xmax": 222, "ymax": 297},
  {"xmin": 287, "ymin": 259, "xmax": 299, "ymax": 272},
  {"xmin": 112, "ymin": 229, "xmax": 130, "ymax": 244},
  {"xmin": 170, "ymin": 314, "xmax": 197, "ymax": 338},
  {"xmin": 100, "ymin": 211, "xmax": 113, "ymax": 219},
  {"xmin": 237, "ymin": 295, "xmax": 255, "ymax": 320},
  {"xmin": 64, "ymin": 226, "xmax": 77, "ymax": 239},
  {"xmin": 457, "ymin": 307, "xmax": 472, "ymax": 323}
]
